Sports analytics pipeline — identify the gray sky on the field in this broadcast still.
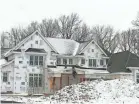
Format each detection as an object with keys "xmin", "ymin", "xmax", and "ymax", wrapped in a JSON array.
[{"xmin": 0, "ymin": 0, "xmax": 139, "ymax": 33}]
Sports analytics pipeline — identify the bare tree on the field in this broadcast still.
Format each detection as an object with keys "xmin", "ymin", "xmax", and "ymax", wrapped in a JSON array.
[
  {"xmin": 132, "ymin": 12, "xmax": 139, "ymax": 28},
  {"xmin": 40, "ymin": 19, "xmax": 58, "ymax": 37},
  {"xmin": 118, "ymin": 29, "xmax": 137, "ymax": 53},
  {"xmin": 56, "ymin": 13, "xmax": 82, "ymax": 39},
  {"xmin": 72, "ymin": 23, "xmax": 91, "ymax": 42},
  {"xmin": 91, "ymin": 25, "xmax": 116, "ymax": 53}
]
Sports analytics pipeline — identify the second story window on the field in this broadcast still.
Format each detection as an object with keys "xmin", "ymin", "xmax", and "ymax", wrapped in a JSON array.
[
  {"xmin": 93, "ymin": 59, "xmax": 96, "ymax": 67},
  {"xmin": 35, "ymin": 56, "xmax": 38, "ymax": 65},
  {"xmin": 63, "ymin": 59, "xmax": 67, "ymax": 65},
  {"xmin": 3, "ymin": 72, "xmax": 8, "ymax": 82},
  {"xmin": 89, "ymin": 59, "xmax": 92, "ymax": 67},
  {"xmin": 30, "ymin": 56, "xmax": 43, "ymax": 66},
  {"xmin": 100, "ymin": 60, "xmax": 104, "ymax": 66},
  {"xmin": 30, "ymin": 56, "xmax": 34, "ymax": 65},
  {"xmin": 69, "ymin": 59, "xmax": 73, "ymax": 64},
  {"xmin": 57, "ymin": 58, "xmax": 61, "ymax": 65},
  {"xmin": 81, "ymin": 59, "xmax": 85, "ymax": 65}
]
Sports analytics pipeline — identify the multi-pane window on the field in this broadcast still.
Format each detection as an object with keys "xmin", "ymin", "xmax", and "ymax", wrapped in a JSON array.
[
  {"xmin": 93, "ymin": 59, "xmax": 96, "ymax": 67},
  {"xmin": 35, "ymin": 56, "xmax": 38, "ymax": 65},
  {"xmin": 30, "ymin": 56, "xmax": 34, "ymax": 65},
  {"xmin": 29, "ymin": 56, "xmax": 43, "ymax": 66},
  {"xmin": 57, "ymin": 58, "xmax": 61, "ymax": 65},
  {"xmin": 89, "ymin": 59, "xmax": 97, "ymax": 67},
  {"xmin": 81, "ymin": 59, "xmax": 85, "ymax": 65},
  {"xmin": 100, "ymin": 60, "xmax": 104, "ymax": 66},
  {"xmin": 3, "ymin": 72, "xmax": 8, "ymax": 82},
  {"xmin": 29, "ymin": 74, "xmax": 42, "ymax": 87},
  {"xmin": 63, "ymin": 59, "xmax": 67, "ymax": 65},
  {"xmin": 69, "ymin": 59, "xmax": 73, "ymax": 64},
  {"xmin": 39, "ymin": 56, "xmax": 43, "ymax": 65},
  {"xmin": 89, "ymin": 59, "xmax": 92, "ymax": 67}
]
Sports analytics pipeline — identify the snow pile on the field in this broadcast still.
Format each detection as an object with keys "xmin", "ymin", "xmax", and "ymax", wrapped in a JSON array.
[
  {"xmin": 1, "ymin": 79, "xmax": 139, "ymax": 104},
  {"xmin": 46, "ymin": 79, "xmax": 139, "ymax": 104}
]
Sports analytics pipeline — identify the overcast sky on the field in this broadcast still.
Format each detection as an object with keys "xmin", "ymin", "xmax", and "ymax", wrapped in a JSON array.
[{"xmin": 0, "ymin": 0, "xmax": 139, "ymax": 33}]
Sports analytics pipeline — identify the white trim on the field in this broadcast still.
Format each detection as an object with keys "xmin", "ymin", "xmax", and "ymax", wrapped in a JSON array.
[
  {"xmin": 4, "ymin": 30, "xmax": 58, "ymax": 57},
  {"xmin": 79, "ymin": 40, "xmax": 107, "ymax": 56}
]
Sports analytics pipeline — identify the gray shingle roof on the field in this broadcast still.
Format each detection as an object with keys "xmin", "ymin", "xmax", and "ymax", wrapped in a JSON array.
[{"xmin": 107, "ymin": 51, "xmax": 139, "ymax": 73}]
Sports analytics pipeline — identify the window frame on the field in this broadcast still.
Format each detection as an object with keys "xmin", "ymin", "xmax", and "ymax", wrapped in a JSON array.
[
  {"xmin": 93, "ymin": 59, "xmax": 97, "ymax": 67},
  {"xmin": 89, "ymin": 59, "xmax": 92, "ymax": 67},
  {"xmin": 57, "ymin": 58, "xmax": 61, "ymax": 65},
  {"xmin": 3, "ymin": 72, "xmax": 8, "ymax": 82},
  {"xmin": 100, "ymin": 59, "xmax": 104, "ymax": 66},
  {"xmin": 69, "ymin": 59, "xmax": 73, "ymax": 64},
  {"xmin": 81, "ymin": 58, "xmax": 85, "ymax": 65},
  {"xmin": 63, "ymin": 59, "xmax": 67, "ymax": 65}
]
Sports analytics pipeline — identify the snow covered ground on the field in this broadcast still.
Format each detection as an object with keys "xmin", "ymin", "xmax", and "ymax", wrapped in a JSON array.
[{"xmin": 1, "ymin": 79, "xmax": 139, "ymax": 104}]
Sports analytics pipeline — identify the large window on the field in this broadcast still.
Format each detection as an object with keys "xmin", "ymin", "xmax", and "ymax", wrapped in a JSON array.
[
  {"xmin": 57, "ymin": 58, "xmax": 61, "ymax": 65},
  {"xmin": 3, "ymin": 72, "xmax": 8, "ymax": 82},
  {"xmin": 29, "ymin": 74, "xmax": 42, "ymax": 87},
  {"xmin": 81, "ymin": 59, "xmax": 85, "ymax": 65},
  {"xmin": 29, "ymin": 56, "xmax": 43, "ymax": 66},
  {"xmin": 69, "ymin": 59, "xmax": 73, "ymax": 64},
  {"xmin": 89, "ymin": 59, "xmax": 97, "ymax": 67},
  {"xmin": 93, "ymin": 59, "xmax": 96, "ymax": 67},
  {"xmin": 63, "ymin": 59, "xmax": 67, "ymax": 65},
  {"xmin": 100, "ymin": 60, "xmax": 104, "ymax": 66},
  {"xmin": 89, "ymin": 59, "xmax": 92, "ymax": 67}
]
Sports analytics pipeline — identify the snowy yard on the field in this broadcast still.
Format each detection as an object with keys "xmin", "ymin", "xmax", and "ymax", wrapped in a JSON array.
[{"xmin": 1, "ymin": 79, "xmax": 139, "ymax": 104}]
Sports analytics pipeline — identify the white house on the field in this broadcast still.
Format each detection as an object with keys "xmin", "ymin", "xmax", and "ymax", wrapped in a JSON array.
[{"xmin": 1, "ymin": 30, "xmax": 110, "ymax": 94}]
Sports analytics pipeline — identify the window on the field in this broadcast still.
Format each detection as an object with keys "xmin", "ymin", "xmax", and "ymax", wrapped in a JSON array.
[
  {"xmin": 63, "ymin": 59, "xmax": 67, "ymax": 65},
  {"xmin": 21, "ymin": 82, "xmax": 25, "ymax": 85},
  {"xmin": 93, "ymin": 59, "xmax": 96, "ymax": 67},
  {"xmin": 81, "ymin": 59, "xmax": 85, "ymax": 65},
  {"xmin": 137, "ymin": 73, "xmax": 139, "ymax": 83},
  {"xmin": 29, "ymin": 56, "xmax": 43, "ymax": 66},
  {"xmin": 39, "ymin": 56, "xmax": 43, "ymax": 65},
  {"xmin": 89, "ymin": 59, "xmax": 92, "ymax": 67},
  {"xmin": 3, "ymin": 72, "xmax": 8, "ymax": 82},
  {"xmin": 35, "ymin": 41, "xmax": 38, "ymax": 44},
  {"xmin": 30, "ymin": 56, "xmax": 34, "ymax": 65},
  {"xmin": 29, "ymin": 74, "xmax": 42, "ymax": 87},
  {"xmin": 35, "ymin": 56, "xmax": 38, "ymax": 65},
  {"xmin": 100, "ymin": 60, "xmax": 104, "ymax": 66},
  {"xmin": 57, "ymin": 58, "xmax": 61, "ymax": 65},
  {"xmin": 69, "ymin": 59, "xmax": 73, "ymax": 64},
  {"xmin": 92, "ymin": 49, "xmax": 94, "ymax": 52},
  {"xmin": 19, "ymin": 61, "xmax": 23, "ymax": 64}
]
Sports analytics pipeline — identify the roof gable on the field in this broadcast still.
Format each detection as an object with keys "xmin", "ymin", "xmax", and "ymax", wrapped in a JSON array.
[
  {"xmin": 4, "ymin": 30, "xmax": 57, "ymax": 57},
  {"xmin": 77, "ymin": 40, "xmax": 108, "ymax": 56}
]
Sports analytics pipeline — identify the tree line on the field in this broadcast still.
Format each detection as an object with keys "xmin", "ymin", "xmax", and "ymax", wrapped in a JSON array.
[{"xmin": 1, "ymin": 12, "xmax": 139, "ymax": 55}]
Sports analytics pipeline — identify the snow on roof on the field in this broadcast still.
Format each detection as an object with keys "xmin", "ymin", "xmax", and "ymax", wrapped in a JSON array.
[{"xmin": 46, "ymin": 38, "xmax": 80, "ymax": 55}]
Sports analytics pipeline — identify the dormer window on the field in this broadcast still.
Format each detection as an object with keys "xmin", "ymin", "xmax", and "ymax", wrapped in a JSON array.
[{"xmin": 92, "ymin": 49, "xmax": 94, "ymax": 52}]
